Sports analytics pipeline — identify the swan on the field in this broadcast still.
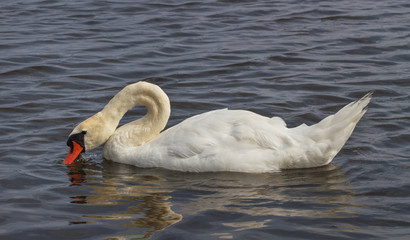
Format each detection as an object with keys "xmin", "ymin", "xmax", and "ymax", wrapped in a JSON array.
[{"xmin": 64, "ymin": 81, "xmax": 372, "ymax": 172}]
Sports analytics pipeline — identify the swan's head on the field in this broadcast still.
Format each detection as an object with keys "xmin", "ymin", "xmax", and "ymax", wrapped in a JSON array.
[{"xmin": 64, "ymin": 112, "xmax": 116, "ymax": 164}]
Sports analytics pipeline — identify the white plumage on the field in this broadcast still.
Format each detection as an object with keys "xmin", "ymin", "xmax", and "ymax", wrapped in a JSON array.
[{"xmin": 66, "ymin": 81, "xmax": 372, "ymax": 172}]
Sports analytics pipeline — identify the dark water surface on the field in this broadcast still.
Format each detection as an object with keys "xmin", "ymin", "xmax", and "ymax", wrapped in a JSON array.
[{"xmin": 1, "ymin": 0, "xmax": 409, "ymax": 239}]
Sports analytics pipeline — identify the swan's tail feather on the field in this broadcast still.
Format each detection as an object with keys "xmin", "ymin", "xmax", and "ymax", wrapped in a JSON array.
[
  {"xmin": 314, "ymin": 91, "xmax": 373, "ymax": 131},
  {"xmin": 304, "ymin": 92, "xmax": 372, "ymax": 165}
]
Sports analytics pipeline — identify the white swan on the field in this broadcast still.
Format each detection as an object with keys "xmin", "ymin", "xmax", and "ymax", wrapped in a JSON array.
[{"xmin": 64, "ymin": 81, "xmax": 372, "ymax": 173}]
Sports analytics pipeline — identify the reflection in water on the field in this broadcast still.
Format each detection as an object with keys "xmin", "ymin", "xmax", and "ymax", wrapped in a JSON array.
[
  {"xmin": 67, "ymin": 162, "xmax": 182, "ymax": 239},
  {"xmin": 66, "ymin": 161, "xmax": 362, "ymax": 239},
  {"xmin": 170, "ymin": 164, "xmax": 361, "ymax": 237}
]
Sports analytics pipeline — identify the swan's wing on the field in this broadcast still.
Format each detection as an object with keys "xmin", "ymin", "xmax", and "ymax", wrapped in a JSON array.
[
  {"xmin": 139, "ymin": 109, "xmax": 293, "ymax": 172},
  {"xmin": 158, "ymin": 109, "xmax": 287, "ymax": 154}
]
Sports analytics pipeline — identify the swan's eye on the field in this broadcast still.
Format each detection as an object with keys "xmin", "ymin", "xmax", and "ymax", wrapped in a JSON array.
[{"xmin": 66, "ymin": 131, "xmax": 86, "ymax": 152}]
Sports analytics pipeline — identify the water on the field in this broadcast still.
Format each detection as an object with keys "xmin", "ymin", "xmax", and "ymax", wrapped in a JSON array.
[{"xmin": 1, "ymin": 0, "xmax": 409, "ymax": 239}]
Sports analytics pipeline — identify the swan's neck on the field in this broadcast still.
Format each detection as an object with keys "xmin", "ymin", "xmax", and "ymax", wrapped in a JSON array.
[{"xmin": 101, "ymin": 82, "xmax": 171, "ymax": 147}]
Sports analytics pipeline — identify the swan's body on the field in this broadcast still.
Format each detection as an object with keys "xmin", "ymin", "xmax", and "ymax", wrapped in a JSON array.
[{"xmin": 65, "ymin": 82, "xmax": 372, "ymax": 173}]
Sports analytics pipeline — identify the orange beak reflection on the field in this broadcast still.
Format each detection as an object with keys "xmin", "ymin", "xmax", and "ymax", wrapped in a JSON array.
[{"xmin": 64, "ymin": 141, "xmax": 84, "ymax": 164}]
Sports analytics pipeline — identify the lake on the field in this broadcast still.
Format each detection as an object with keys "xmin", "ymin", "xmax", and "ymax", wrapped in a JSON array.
[{"xmin": 0, "ymin": 0, "xmax": 409, "ymax": 239}]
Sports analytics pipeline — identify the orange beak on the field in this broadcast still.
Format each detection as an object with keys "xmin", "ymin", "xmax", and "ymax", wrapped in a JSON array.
[{"xmin": 64, "ymin": 141, "xmax": 84, "ymax": 164}]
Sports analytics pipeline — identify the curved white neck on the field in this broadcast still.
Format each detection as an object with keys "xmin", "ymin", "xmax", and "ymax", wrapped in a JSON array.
[{"xmin": 102, "ymin": 81, "xmax": 171, "ymax": 146}]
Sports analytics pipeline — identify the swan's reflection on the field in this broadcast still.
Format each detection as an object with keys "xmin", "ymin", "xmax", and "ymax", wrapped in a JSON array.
[
  {"xmin": 164, "ymin": 164, "xmax": 360, "ymax": 234},
  {"xmin": 67, "ymin": 162, "xmax": 182, "ymax": 239},
  {"xmin": 67, "ymin": 161, "xmax": 360, "ymax": 239}
]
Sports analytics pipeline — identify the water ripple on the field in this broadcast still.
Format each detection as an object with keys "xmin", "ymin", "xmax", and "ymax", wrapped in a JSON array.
[{"xmin": 0, "ymin": 0, "xmax": 410, "ymax": 239}]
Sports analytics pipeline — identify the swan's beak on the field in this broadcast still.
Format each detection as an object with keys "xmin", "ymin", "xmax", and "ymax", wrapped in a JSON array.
[{"xmin": 64, "ymin": 141, "xmax": 83, "ymax": 164}]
